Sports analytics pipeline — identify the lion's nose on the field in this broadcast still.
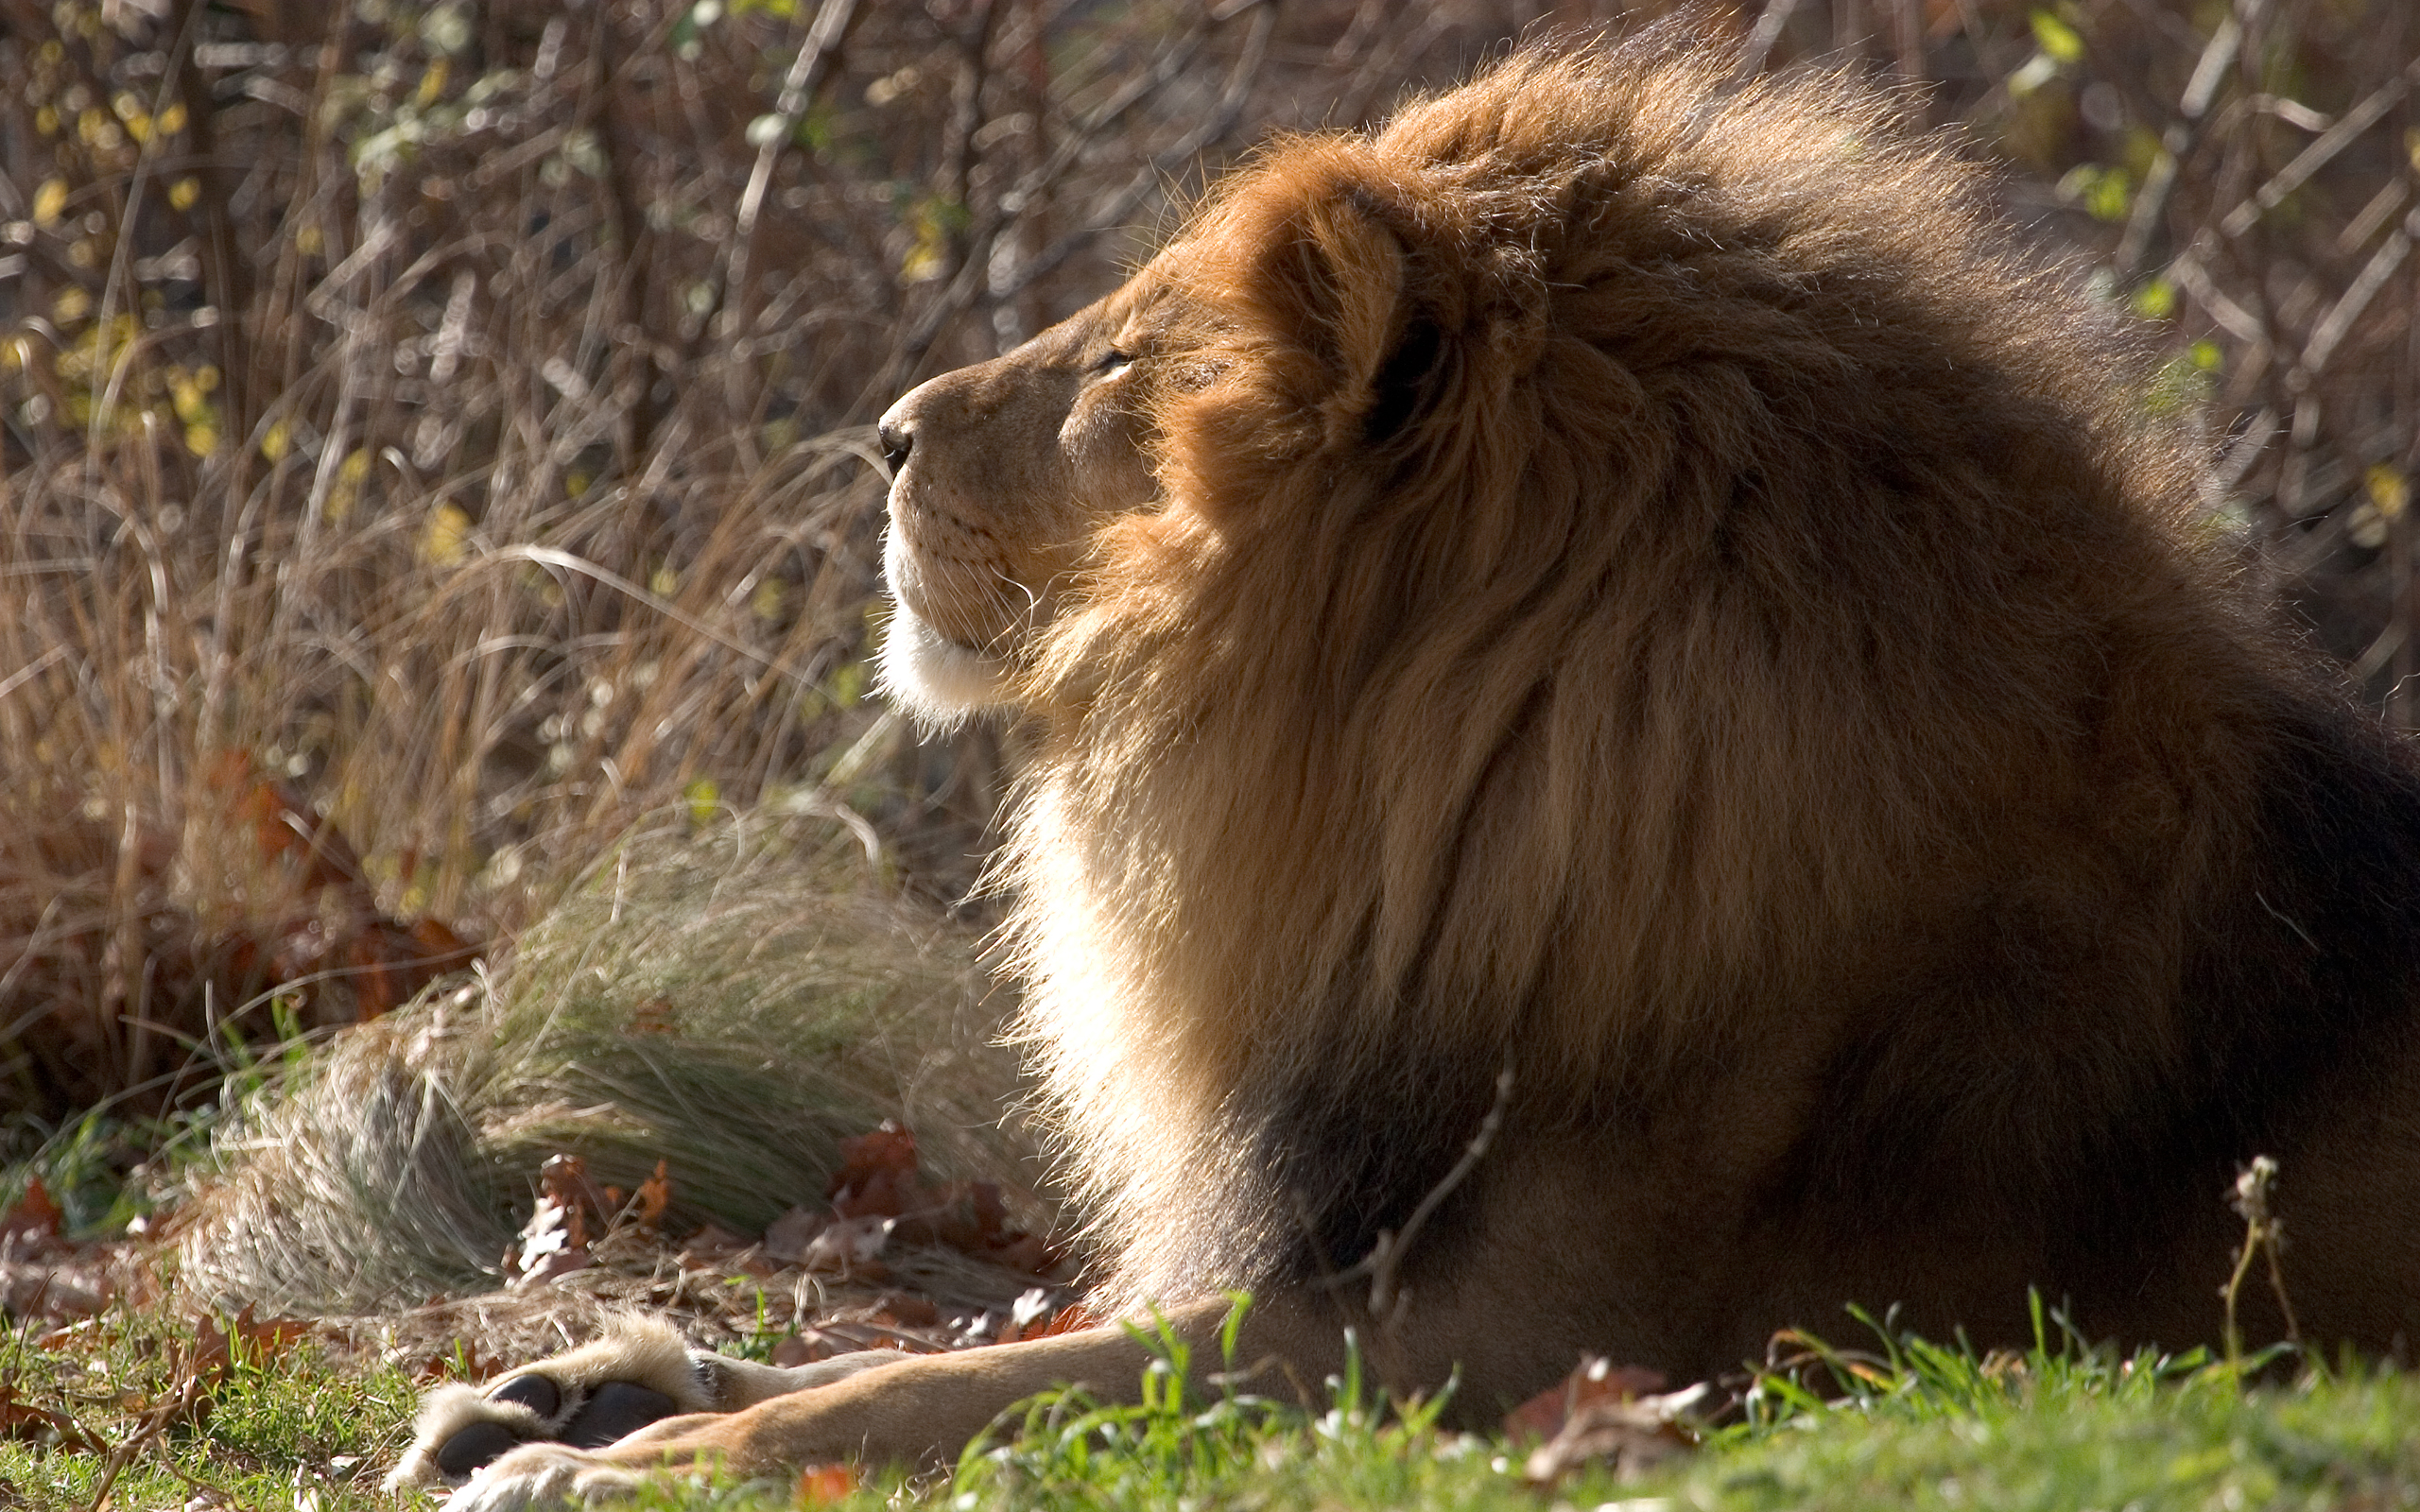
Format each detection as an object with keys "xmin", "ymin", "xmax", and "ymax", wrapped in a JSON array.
[{"xmin": 878, "ymin": 416, "xmax": 912, "ymax": 472}]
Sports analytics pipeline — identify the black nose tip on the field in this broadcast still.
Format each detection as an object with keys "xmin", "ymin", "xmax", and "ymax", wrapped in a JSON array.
[{"xmin": 879, "ymin": 419, "xmax": 911, "ymax": 472}]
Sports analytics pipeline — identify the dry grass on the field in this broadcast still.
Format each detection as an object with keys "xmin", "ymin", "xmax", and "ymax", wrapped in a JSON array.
[
  {"xmin": 1, "ymin": 0, "xmax": 2413, "ymax": 1150},
  {"xmin": 175, "ymin": 806, "xmax": 1029, "ymax": 1314}
]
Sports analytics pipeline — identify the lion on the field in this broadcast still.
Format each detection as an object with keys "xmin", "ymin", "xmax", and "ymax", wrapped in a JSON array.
[{"xmin": 397, "ymin": 32, "xmax": 2420, "ymax": 1506}]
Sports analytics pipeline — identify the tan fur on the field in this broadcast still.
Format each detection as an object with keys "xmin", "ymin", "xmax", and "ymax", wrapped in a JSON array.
[{"xmin": 419, "ymin": 34, "xmax": 2420, "ymax": 1504}]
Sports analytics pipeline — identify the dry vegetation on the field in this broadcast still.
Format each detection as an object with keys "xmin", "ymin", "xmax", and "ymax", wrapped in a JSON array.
[{"xmin": 1, "ymin": 0, "xmax": 2415, "ymax": 1156}]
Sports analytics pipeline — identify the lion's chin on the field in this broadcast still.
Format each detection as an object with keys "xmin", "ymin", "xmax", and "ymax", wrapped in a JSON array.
[{"xmin": 876, "ymin": 600, "xmax": 1016, "ymax": 725}]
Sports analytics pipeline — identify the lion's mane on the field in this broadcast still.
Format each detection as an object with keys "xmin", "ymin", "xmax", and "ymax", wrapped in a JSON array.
[{"xmin": 999, "ymin": 37, "xmax": 2420, "ymax": 1354}]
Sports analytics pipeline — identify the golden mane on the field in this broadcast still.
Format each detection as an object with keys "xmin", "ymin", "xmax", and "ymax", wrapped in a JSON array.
[{"xmin": 1008, "ymin": 40, "xmax": 2268, "ymax": 1303}]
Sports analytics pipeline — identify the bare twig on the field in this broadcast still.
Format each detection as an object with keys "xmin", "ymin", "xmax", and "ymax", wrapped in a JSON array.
[
  {"xmin": 2221, "ymin": 52, "xmax": 2420, "ymax": 238},
  {"xmin": 1322, "ymin": 1061, "xmax": 1515, "ymax": 1319},
  {"xmin": 2116, "ymin": 0, "xmax": 2259, "ymax": 276},
  {"xmin": 1736, "ymin": 0, "xmax": 1802, "ymax": 81}
]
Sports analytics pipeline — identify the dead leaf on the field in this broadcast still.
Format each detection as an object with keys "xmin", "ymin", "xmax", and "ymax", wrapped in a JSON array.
[
  {"xmin": 801, "ymin": 1215, "xmax": 891, "ymax": 1275},
  {"xmin": 1032, "ymin": 1302, "xmax": 1095, "ymax": 1337},
  {"xmin": 829, "ymin": 1123, "xmax": 927, "ymax": 1221},
  {"xmin": 1510, "ymin": 1359, "xmax": 1709, "ymax": 1487},
  {"xmin": 0, "ymin": 1388, "xmax": 101, "ymax": 1451},
  {"xmin": 794, "ymin": 1463, "xmax": 856, "ymax": 1505},
  {"xmin": 763, "ymin": 1208, "xmax": 830, "ymax": 1264},
  {"xmin": 508, "ymin": 1191, "xmax": 591, "ymax": 1286},
  {"xmin": 537, "ymin": 1154, "xmax": 606, "ymax": 1243},
  {"xmin": 632, "ymin": 1160, "xmax": 671, "ymax": 1229},
  {"xmin": 988, "ymin": 1232, "xmax": 1053, "ymax": 1276},
  {"xmin": 0, "ymin": 1179, "xmax": 62, "ymax": 1246},
  {"xmin": 679, "ymin": 1222, "xmax": 753, "ymax": 1265}
]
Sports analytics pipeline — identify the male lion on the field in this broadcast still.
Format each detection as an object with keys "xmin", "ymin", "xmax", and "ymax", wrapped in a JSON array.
[{"xmin": 401, "ymin": 34, "xmax": 2420, "ymax": 1506}]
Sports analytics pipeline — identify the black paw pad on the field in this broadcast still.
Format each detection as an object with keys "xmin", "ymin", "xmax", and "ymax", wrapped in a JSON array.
[
  {"xmin": 561, "ymin": 1382, "xmax": 678, "ymax": 1449},
  {"xmin": 487, "ymin": 1373, "xmax": 562, "ymax": 1418},
  {"xmin": 434, "ymin": 1419, "xmax": 525, "ymax": 1479}
]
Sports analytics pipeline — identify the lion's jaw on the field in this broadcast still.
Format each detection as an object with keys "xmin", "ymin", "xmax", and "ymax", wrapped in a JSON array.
[{"xmin": 875, "ymin": 528, "xmax": 1019, "ymax": 722}]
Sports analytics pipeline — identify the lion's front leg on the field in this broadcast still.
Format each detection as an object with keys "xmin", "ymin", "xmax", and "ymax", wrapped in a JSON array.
[
  {"xmin": 441, "ymin": 1294, "xmax": 1343, "ymax": 1506},
  {"xmin": 385, "ymin": 1314, "xmax": 906, "ymax": 1492}
]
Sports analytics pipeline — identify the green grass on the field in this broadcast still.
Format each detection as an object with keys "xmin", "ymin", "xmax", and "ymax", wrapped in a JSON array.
[
  {"xmin": 5, "ymin": 1298, "xmax": 2416, "ymax": 1512},
  {"xmin": 5, "ymin": 1286, "xmax": 2420, "ymax": 1509},
  {"xmin": 0, "ymin": 1314, "xmax": 419, "ymax": 1512}
]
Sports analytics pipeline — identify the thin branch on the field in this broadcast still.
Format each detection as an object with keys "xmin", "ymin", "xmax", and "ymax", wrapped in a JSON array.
[
  {"xmin": 2221, "ymin": 52, "xmax": 2420, "ymax": 238},
  {"xmin": 1322, "ymin": 1060, "xmax": 1515, "ymax": 1319}
]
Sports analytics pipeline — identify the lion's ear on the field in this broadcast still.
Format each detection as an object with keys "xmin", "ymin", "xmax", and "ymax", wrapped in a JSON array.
[{"xmin": 1215, "ymin": 174, "xmax": 1425, "ymax": 449}]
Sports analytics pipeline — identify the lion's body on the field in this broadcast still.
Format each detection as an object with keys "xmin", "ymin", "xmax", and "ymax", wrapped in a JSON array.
[
  {"xmin": 977, "ymin": 42, "xmax": 2420, "ymax": 1375},
  {"xmin": 412, "ymin": 37, "xmax": 2420, "ymax": 1503}
]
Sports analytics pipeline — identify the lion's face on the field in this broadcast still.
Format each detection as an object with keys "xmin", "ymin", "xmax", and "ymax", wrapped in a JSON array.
[{"xmin": 876, "ymin": 268, "xmax": 1184, "ymax": 721}]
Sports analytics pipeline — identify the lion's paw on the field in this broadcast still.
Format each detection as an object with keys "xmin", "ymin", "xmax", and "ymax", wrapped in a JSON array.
[
  {"xmin": 385, "ymin": 1316, "xmax": 710, "ymax": 1491},
  {"xmin": 442, "ymin": 1443, "xmax": 651, "ymax": 1512}
]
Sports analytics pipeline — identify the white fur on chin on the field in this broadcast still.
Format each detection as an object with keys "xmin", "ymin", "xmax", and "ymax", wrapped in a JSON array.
[{"xmin": 876, "ymin": 601, "xmax": 1014, "ymax": 724}]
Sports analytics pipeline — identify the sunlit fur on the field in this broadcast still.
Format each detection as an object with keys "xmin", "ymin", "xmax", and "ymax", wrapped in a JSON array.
[{"xmin": 983, "ymin": 36, "xmax": 2420, "ymax": 1362}]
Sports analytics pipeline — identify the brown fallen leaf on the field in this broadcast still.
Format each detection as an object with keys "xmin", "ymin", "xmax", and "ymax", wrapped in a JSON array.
[
  {"xmin": 987, "ymin": 1232, "xmax": 1054, "ymax": 1277},
  {"xmin": 537, "ymin": 1154, "xmax": 607, "ymax": 1242},
  {"xmin": 191, "ymin": 1307, "xmax": 317, "ymax": 1379},
  {"xmin": 1504, "ymin": 1356, "xmax": 1668, "ymax": 1442},
  {"xmin": 0, "ymin": 1387, "xmax": 101, "ymax": 1452},
  {"xmin": 508, "ymin": 1190, "xmax": 591, "ymax": 1286},
  {"xmin": 762, "ymin": 1207, "xmax": 829, "ymax": 1263},
  {"xmin": 1509, "ymin": 1358, "xmax": 1709, "ymax": 1487},
  {"xmin": 829, "ymin": 1123, "xmax": 927, "ymax": 1220},
  {"xmin": 679, "ymin": 1221, "xmax": 755, "ymax": 1265},
  {"xmin": 0, "ymin": 1178, "xmax": 62, "ymax": 1246},
  {"xmin": 632, "ymin": 1160, "xmax": 672, "ymax": 1229},
  {"xmin": 801, "ymin": 1214, "xmax": 891, "ymax": 1275},
  {"xmin": 794, "ymin": 1462, "xmax": 856, "ymax": 1504}
]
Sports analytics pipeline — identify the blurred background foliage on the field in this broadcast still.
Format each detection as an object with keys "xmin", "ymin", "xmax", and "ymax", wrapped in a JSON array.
[{"xmin": 0, "ymin": 0, "xmax": 2414, "ymax": 1135}]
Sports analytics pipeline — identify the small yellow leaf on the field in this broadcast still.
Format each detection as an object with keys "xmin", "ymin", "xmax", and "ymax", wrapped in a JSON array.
[
  {"xmin": 32, "ymin": 178, "xmax": 67, "ymax": 228},
  {"xmin": 684, "ymin": 778, "xmax": 720, "ymax": 827},
  {"xmin": 52, "ymin": 286, "xmax": 90, "ymax": 323},
  {"xmin": 168, "ymin": 176, "xmax": 200, "ymax": 212},
  {"xmin": 2029, "ymin": 9, "xmax": 2084, "ymax": 63},
  {"xmin": 260, "ymin": 419, "xmax": 291, "ymax": 462},
  {"xmin": 416, "ymin": 59, "xmax": 449, "ymax": 109},
  {"xmin": 2128, "ymin": 277, "xmax": 2175, "ymax": 320},
  {"xmin": 324, "ymin": 447, "xmax": 372, "ymax": 524},
  {"xmin": 649, "ymin": 564, "xmax": 679, "ymax": 597},
  {"xmin": 2368, "ymin": 464, "xmax": 2411, "ymax": 521},
  {"xmin": 421, "ymin": 502, "xmax": 473, "ymax": 566},
  {"xmin": 156, "ymin": 101, "xmax": 187, "ymax": 136}
]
